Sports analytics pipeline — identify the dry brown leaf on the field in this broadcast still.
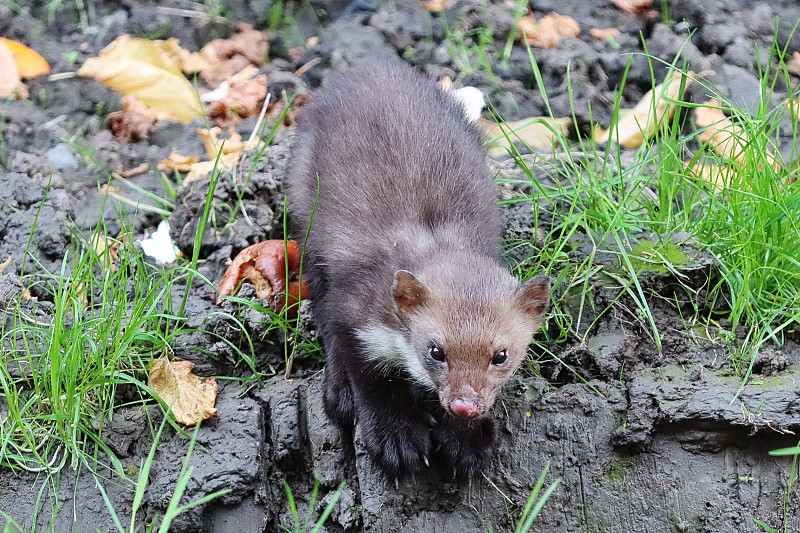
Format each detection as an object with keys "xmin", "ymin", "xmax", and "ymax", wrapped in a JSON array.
[
  {"xmin": 0, "ymin": 37, "xmax": 50, "ymax": 78},
  {"xmin": 149, "ymin": 357, "xmax": 218, "ymax": 426},
  {"xmin": 198, "ymin": 24, "xmax": 268, "ymax": 88},
  {"xmin": 788, "ymin": 51, "xmax": 800, "ymax": 77},
  {"xmin": 204, "ymin": 74, "xmax": 268, "ymax": 126},
  {"xmin": 0, "ymin": 41, "xmax": 22, "ymax": 99},
  {"xmin": 158, "ymin": 152, "xmax": 199, "ymax": 173},
  {"xmin": 422, "ymin": 0, "xmax": 456, "ymax": 12},
  {"xmin": 157, "ymin": 37, "xmax": 217, "ymax": 74},
  {"xmin": 91, "ymin": 233, "xmax": 121, "ymax": 271},
  {"xmin": 516, "ymin": 12, "xmax": 580, "ymax": 49},
  {"xmin": 595, "ymin": 71, "xmax": 693, "ymax": 148},
  {"xmin": 589, "ymin": 27, "xmax": 622, "ymax": 40},
  {"xmin": 612, "ymin": 0, "xmax": 653, "ymax": 16},
  {"xmin": 694, "ymin": 99, "xmax": 781, "ymax": 170},
  {"xmin": 77, "ymin": 35, "xmax": 202, "ymax": 123},
  {"xmin": 107, "ymin": 95, "xmax": 161, "ymax": 142},
  {"xmin": 99, "ymin": 183, "xmax": 121, "ymax": 196},
  {"xmin": 479, "ymin": 116, "xmax": 572, "ymax": 156}
]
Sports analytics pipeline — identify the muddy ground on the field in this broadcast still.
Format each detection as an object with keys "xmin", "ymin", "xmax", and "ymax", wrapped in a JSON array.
[{"xmin": 1, "ymin": 0, "xmax": 799, "ymax": 531}]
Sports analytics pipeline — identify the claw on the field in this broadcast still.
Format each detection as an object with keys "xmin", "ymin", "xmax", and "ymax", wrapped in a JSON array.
[{"xmin": 423, "ymin": 456, "xmax": 430, "ymax": 467}]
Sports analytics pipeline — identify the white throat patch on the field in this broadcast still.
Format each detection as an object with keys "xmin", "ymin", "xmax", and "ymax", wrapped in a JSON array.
[{"xmin": 354, "ymin": 324, "xmax": 437, "ymax": 391}]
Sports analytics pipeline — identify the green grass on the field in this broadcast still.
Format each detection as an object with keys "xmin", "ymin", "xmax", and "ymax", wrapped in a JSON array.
[
  {"xmin": 280, "ymin": 479, "xmax": 346, "ymax": 533},
  {"xmin": 496, "ymin": 39, "xmax": 800, "ymax": 385}
]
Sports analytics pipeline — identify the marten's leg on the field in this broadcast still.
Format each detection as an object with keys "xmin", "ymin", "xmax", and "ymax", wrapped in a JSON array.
[
  {"xmin": 431, "ymin": 415, "xmax": 495, "ymax": 477},
  {"xmin": 320, "ymin": 329, "xmax": 356, "ymax": 428}
]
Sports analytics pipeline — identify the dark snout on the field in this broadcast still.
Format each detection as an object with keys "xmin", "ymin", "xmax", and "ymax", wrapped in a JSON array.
[{"xmin": 449, "ymin": 398, "xmax": 480, "ymax": 419}]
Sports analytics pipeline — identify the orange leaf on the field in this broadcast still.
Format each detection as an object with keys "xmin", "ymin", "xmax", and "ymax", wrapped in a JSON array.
[
  {"xmin": 0, "ymin": 37, "xmax": 50, "ymax": 78},
  {"xmin": 516, "ymin": 12, "xmax": 580, "ymax": 49}
]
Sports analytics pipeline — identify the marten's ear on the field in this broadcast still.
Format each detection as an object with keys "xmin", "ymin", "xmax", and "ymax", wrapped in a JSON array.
[
  {"xmin": 393, "ymin": 270, "xmax": 430, "ymax": 317},
  {"xmin": 514, "ymin": 275, "xmax": 551, "ymax": 324}
]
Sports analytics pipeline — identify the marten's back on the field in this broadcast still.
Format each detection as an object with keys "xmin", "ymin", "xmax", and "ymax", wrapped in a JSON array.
[{"xmin": 286, "ymin": 61, "xmax": 502, "ymax": 277}]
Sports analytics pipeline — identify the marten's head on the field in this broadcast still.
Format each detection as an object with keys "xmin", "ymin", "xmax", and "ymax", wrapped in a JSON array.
[{"xmin": 387, "ymin": 265, "xmax": 550, "ymax": 419}]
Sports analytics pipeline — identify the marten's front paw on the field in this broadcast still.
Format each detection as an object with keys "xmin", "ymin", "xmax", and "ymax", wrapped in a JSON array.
[
  {"xmin": 360, "ymin": 409, "xmax": 435, "ymax": 478},
  {"xmin": 322, "ymin": 368, "xmax": 356, "ymax": 429},
  {"xmin": 432, "ymin": 416, "xmax": 495, "ymax": 477}
]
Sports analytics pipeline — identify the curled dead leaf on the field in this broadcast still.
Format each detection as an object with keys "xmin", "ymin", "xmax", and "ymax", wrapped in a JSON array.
[
  {"xmin": 216, "ymin": 240, "xmax": 308, "ymax": 317},
  {"xmin": 198, "ymin": 24, "xmax": 268, "ymax": 88},
  {"xmin": 612, "ymin": 0, "xmax": 654, "ymax": 16},
  {"xmin": 204, "ymin": 74, "xmax": 268, "ymax": 127},
  {"xmin": 77, "ymin": 35, "xmax": 202, "ymax": 123},
  {"xmin": 594, "ymin": 70, "xmax": 694, "ymax": 148},
  {"xmin": 149, "ymin": 357, "xmax": 218, "ymax": 426},
  {"xmin": 479, "ymin": 116, "xmax": 572, "ymax": 156},
  {"xmin": 516, "ymin": 12, "xmax": 580, "ymax": 49},
  {"xmin": 0, "ymin": 37, "xmax": 50, "ymax": 78}
]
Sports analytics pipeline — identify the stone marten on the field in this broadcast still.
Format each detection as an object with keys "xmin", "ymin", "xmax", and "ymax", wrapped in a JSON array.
[{"xmin": 286, "ymin": 60, "xmax": 550, "ymax": 477}]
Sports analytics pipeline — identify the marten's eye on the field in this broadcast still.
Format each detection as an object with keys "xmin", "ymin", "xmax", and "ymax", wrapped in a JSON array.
[
  {"xmin": 491, "ymin": 349, "xmax": 508, "ymax": 366},
  {"xmin": 428, "ymin": 342, "xmax": 446, "ymax": 363}
]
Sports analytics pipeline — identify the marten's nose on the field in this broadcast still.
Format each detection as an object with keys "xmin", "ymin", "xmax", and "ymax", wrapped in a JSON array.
[{"xmin": 450, "ymin": 398, "xmax": 479, "ymax": 419}]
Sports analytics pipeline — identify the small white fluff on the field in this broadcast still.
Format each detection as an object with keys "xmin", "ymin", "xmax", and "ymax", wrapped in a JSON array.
[
  {"xmin": 450, "ymin": 86, "xmax": 485, "ymax": 123},
  {"xmin": 200, "ymin": 81, "xmax": 229, "ymax": 103},
  {"xmin": 139, "ymin": 220, "xmax": 180, "ymax": 264}
]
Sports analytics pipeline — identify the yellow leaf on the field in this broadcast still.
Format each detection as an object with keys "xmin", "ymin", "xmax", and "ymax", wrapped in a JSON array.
[
  {"xmin": 0, "ymin": 37, "xmax": 50, "ymax": 78},
  {"xmin": 149, "ymin": 357, "xmax": 218, "ymax": 426},
  {"xmin": 422, "ymin": 0, "xmax": 455, "ymax": 12},
  {"xmin": 694, "ymin": 99, "xmax": 781, "ymax": 170},
  {"xmin": 595, "ymin": 70, "xmax": 693, "ymax": 148},
  {"xmin": 77, "ymin": 35, "xmax": 202, "ymax": 123},
  {"xmin": 685, "ymin": 159, "xmax": 739, "ymax": 190},
  {"xmin": 479, "ymin": 116, "xmax": 571, "ymax": 156},
  {"xmin": 0, "ymin": 41, "xmax": 21, "ymax": 99},
  {"xmin": 516, "ymin": 12, "xmax": 580, "ymax": 49}
]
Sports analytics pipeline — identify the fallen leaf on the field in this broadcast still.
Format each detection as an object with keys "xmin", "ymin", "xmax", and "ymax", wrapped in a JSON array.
[
  {"xmin": 589, "ymin": 27, "xmax": 622, "ymax": 40},
  {"xmin": 107, "ymin": 95, "xmax": 160, "ymax": 142},
  {"xmin": 788, "ymin": 51, "xmax": 800, "ymax": 77},
  {"xmin": 612, "ymin": 0, "xmax": 654, "ymax": 16},
  {"xmin": 595, "ymin": 70, "xmax": 693, "ymax": 148},
  {"xmin": 685, "ymin": 159, "xmax": 739, "ymax": 190},
  {"xmin": 91, "ymin": 233, "xmax": 121, "ymax": 271},
  {"xmin": 422, "ymin": 0, "xmax": 456, "ymax": 12},
  {"xmin": 77, "ymin": 35, "xmax": 202, "ymax": 123},
  {"xmin": 198, "ymin": 23, "xmax": 269, "ymax": 88},
  {"xmin": 0, "ymin": 41, "xmax": 22, "ymax": 99},
  {"xmin": 157, "ymin": 37, "xmax": 216, "ymax": 74},
  {"xmin": 479, "ymin": 116, "xmax": 572, "ymax": 156},
  {"xmin": 204, "ymin": 74, "xmax": 268, "ymax": 126},
  {"xmin": 0, "ymin": 37, "xmax": 50, "ymax": 78},
  {"xmin": 118, "ymin": 162, "xmax": 149, "ymax": 178},
  {"xmin": 694, "ymin": 99, "xmax": 781, "ymax": 170},
  {"xmin": 0, "ymin": 257, "xmax": 10, "ymax": 276},
  {"xmin": 158, "ymin": 152, "xmax": 198, "ymax": 173},
  {"xmin": 216, "ymin": 240, "xmax": 307, "ymax": 317},
  {"xmin": 516, "ymin": 12, "xmax": 580, "ymax": 48},
  {"xmin": 148, "ymin": 357, "xmax": 218, "ymax": 426}
]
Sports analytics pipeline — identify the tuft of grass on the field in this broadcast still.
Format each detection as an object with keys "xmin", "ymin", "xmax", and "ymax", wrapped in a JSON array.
[
  {"xmin": 280, "ymin": 479, "xmax": 346, "ymax": 533},
  {"xmin": 498, "ymin": 36, "xmax": 800, "ymax": 383}
]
